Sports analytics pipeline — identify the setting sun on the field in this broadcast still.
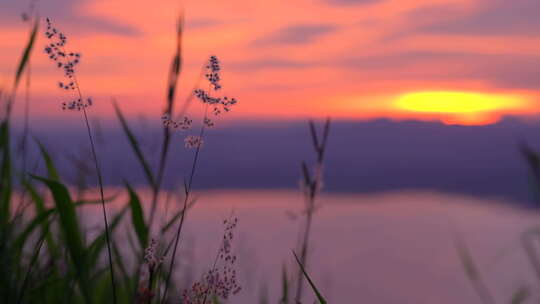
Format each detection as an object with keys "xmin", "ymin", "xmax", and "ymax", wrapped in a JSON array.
[{"xmin": 394, "ymin": 91, "xmax": 525, "ymax": 114}]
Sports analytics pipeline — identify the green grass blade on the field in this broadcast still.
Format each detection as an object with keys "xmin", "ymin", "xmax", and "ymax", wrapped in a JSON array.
[
  {"xmin": 25, "ymin": 181, "xmax": 60, "ymax": 257},
  {"xmin": 11, "ymin": 194, "xmax": 123, "ymax": 251},
  {"xmin": 125, "ymin": 183, "xmax": 148, "ymax": 249},
  {"xmin": 25, "ymin": 272, "xmax": 70, "ymax": 303},
  {"xmin": 16, "ymin": 216, "xmax": 53, "ymax": 304},
  {"xmin": 92, "ymin": 268, "xmax": 113, "ymax": 304},
  {"xmin": 0, "ymin": 120, "xmax": 12, "ymax": 225},
  {"xmin": 13, "ymin": 207, "xmax": 54, "ymax": 252},
  {"xmin": 113, "ymin": 101, "xmax": 156, "ymax": 188},
  {"xmin": 14, "ymin": 17, "xmax": 38, "ymax": 91},
  {"xmin": 35, "ymin": 140, "xmax": 60, "ymax": 181},
  {"xmin": 292, "ymin": 251, "xmax": 327, "ymax": 304},
  {"xmin": 161, "ymin": 209, "xmax": 183, "ymax": 234},
  {"xmin": 87, "ymin": 205, "xmax": 128, "ymax": 267},
  {"xmin": 111, "ymin": 241, "xmax": 131, "ymax": 301},
  {"xmin": 160, "ymin": 197, "xmax": 196, "ymax": 233},
  {"xmin": 29, "ymin": 141, "xmax": 63, "ymax": 257},
  {"xmin": 30, "ymin": 174, "xmax": 92, "ymax": 302}
]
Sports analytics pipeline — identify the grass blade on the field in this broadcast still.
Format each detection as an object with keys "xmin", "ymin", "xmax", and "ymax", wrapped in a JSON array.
[
  {"xmin": 25, "ymin": 181, "xmax": 59, "ymax": 257},
  {"xmin": 112, "ymin": 241, "xmax": 132, "ymax": 301},
  {"xmin": 153, "ymin": 12, "xmax": 184, "ymax": 228},
  {"xmin": 0, "ymin": 120, "xmax": 12, "ymax": 225},
  {"xmin": 13, "ymin": 17, "xmax": 38, "ymax": 91},
  {"xmin": 160, "ymin": 197, "xmax": 197, "ymax": 233},
  {"xmin": 31, "ymin": 174, "xmax": 92, "ymax": 302},
  {"xmin": 13, "ymin": 207, "xmax": 54, "ymax": 252},
  {"xmin": 113, "ymin": 101, "xmax": 156, "ymax": 188},
  {"xmin": 16, "ymin": 217, "xmax": 51, "ymax": 304},
  {"xmin": 35, "ymin": 139, "xmax": 60, "ymax": 181},
  {"xmin": 165, "ymin": 14, "xmax": 183, "ymax": 112},
  {"xmin": 292, "ymin": 251, "xmax": 327, "ymax": 304},
  {"xmin": 126, "ymin": 183, "xmax": 148, "ymax": 249},
  {"xmin": 454, "ymin": 233, "xmax": 495, "ymax": 304},
  {"xmin": 87, "ymin": 204, "xmax": 128, "ymax": 267},
  {"xmin": 320, "ymin": 118, "xmax": 331, "ymax": 161},
  {"xmin": 308, "ymin": 120, "xmax": 320, "ymax": 153}
]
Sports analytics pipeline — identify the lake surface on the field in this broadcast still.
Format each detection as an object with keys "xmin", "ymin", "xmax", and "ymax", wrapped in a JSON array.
[{"xmin": 80, "ymin": 189, "xmax": 540, "ymax": 303}]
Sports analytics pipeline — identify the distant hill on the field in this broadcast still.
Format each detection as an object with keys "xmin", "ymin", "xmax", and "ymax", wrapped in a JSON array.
[{"xmin": 15, "ymin": 116, "xmax": 540, "ymax": 206}]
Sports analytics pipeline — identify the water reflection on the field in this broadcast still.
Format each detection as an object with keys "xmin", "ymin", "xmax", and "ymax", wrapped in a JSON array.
[{"xmin": 80, "ymin": 189, "xmax": 540, "ymax": 303}]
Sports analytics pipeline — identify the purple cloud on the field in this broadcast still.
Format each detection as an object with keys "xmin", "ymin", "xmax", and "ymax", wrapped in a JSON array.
[
  {"xmin": 0, "ymin": 0, "xmax": 140, "ymax": 36},
  {"xmin": 229, "ymin": 58, "xmax": 317, "ymax": 71},
  {"xmin": 229, "ymin": 50, "xmax": 540, "ymax": 90},
  {"xmin": 334, "ymin": 51, "xmax": 540, "ymax": 89},
  {"xmin": 324, "ymin": 0, "xmax": 383, "ymax": 5},
  {"xmin": 186, "ymin": 18, "xmax": 223, "ymax": 29},
  {"xmin": 252, "ymin": 24, "xmax": 337, "ymax": 46},
  {"xmin": 417, "ymin": 0, "xmax": 540, "ymax": 35}
]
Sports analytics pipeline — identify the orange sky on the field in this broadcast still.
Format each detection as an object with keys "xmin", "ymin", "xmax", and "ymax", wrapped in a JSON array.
[{"xmin": 1, "ymin": 0, "xmax": 540, "ymax": 125}]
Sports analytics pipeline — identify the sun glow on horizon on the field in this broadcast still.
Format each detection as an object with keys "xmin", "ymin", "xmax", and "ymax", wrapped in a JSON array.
[
  {"xmin": 391, "ymin": 91, "xmax": 532, "ymax": 125},
  {"xmin": 395, "ymin": 91, "xmax": 526, "ymax": 113}
]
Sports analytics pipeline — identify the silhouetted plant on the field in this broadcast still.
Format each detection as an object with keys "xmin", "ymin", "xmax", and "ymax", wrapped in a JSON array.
[
  {"xmin": 42, "ymin": 18, "xmax": 117, "ymax": 303},
  {"xmin": 161, "ymin": 54, "xmax": 239, "ymax": 303},
  {"xmin": 294, "ymin": 118, "xmax": 330, "ymax": 302},
  {"xmin": 182, "ymin": 217, "xmax": 241, "ymax": 304}
]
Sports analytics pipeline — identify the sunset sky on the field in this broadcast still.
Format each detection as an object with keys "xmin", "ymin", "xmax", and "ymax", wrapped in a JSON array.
[{"xmin": 1, "ymin": 0, "xmax": 540, "ymax": 125}]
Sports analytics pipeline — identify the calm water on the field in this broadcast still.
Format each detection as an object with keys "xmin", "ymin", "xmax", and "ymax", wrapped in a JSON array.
[{"xmin": 78, "ymin": 189, "xmax": 540, "ymax": 303}]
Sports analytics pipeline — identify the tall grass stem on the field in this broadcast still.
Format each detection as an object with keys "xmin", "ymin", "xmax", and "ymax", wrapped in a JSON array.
[
  {"xmin": 161, "ymin": 107, "xmax": 208, "ymax": 303},
  {"xmin": 73, "ymin": 75, "xmax": 117, "ymax": 303}
]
